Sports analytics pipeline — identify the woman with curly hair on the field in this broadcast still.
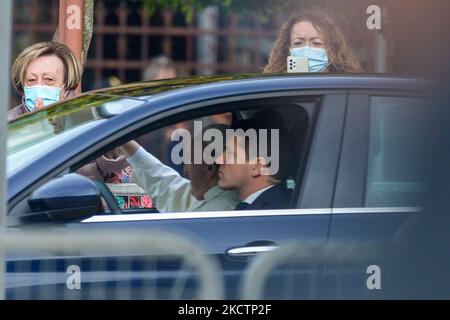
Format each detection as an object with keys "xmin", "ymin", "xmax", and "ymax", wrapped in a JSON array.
[{"xmin": 264, "ymin": 9, "xmax": 363, "ymax": 73}]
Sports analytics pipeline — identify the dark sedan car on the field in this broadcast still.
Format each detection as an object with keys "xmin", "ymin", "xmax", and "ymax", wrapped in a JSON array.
[{"xmin": 5, "ymin": 74, "xmax": 440, "ymax": 299}]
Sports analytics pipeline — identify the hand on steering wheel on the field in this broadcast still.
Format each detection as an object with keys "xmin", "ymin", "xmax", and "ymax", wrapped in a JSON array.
[{"xmin": 95, "ymin": 181, "xmax": 123, "ymax": 215}]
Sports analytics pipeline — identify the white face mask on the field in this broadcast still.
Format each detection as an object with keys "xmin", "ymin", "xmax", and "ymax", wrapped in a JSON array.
[
  {"xmin": 290, "ymin": 46, "xmax": 330, "ymax": 72},
  {"xmin": 23, "ymin": 85, "xmax": 64, "ymax": 111}
]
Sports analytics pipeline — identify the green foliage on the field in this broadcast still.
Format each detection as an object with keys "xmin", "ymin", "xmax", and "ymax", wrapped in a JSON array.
[
  {"xmin": 141, "ymin": 0, "xmax": 285, "ymax": 21},
  {"xmin": 140, "ymin": 0, "xmax": 374, "ymax": 27}
]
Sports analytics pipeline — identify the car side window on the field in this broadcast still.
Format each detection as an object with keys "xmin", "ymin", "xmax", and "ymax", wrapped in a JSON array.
[
  {"xmin": 365, "ymin": 96, "xmax": 432, "ymax": 207},
  {"xmin": 73, "ymin": 99, "xmax": 317, "ymax": 214}
]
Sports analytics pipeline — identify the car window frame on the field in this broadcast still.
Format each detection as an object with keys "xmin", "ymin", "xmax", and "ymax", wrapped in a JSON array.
[
  {"xmin": 83, "ymin": 94, "xmax": 327, "ymax": 214},
  {"xmin": 333, "ymin": 89, "xmax": 432, "ymax": 209},
  {"xmin": 8, "ymin": 89, "xmax": 346, "ymax": 218}
]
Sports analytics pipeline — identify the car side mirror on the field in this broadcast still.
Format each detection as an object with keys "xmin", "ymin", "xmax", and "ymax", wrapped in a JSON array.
[{"xmin": 24, "ymin": 173, "xmax": 103, "ymax": 223}]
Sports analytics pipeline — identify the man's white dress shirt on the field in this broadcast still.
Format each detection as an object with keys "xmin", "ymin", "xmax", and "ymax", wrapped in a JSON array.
[{"xmin": 128, "ymin": 147, "xmax": 239, "ymax": 212}]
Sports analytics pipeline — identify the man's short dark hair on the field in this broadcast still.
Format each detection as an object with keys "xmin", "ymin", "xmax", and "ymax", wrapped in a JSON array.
[{"xmin": 232, "ymin": 110, "xmax": 291, "ymax": 181}]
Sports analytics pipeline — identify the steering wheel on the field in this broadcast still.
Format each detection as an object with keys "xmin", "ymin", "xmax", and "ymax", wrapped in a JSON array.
[{"xmin": 95, "ymin": 181, "xmax": 123, "ymax": 215}]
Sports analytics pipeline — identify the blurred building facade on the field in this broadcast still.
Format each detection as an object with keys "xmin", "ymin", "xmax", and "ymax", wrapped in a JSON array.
[
  {"xmin": 11, "ymin": 0, "xmax": 449, "ymax": 104},
  {"xmin": 12, "ymin": 0, "xmax": 279, "ymax": 96}
]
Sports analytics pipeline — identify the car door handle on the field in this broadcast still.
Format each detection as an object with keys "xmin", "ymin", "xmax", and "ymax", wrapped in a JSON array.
[{"xmin": 226, "ymin": 245, "xmax": 279, "ymax": 258}]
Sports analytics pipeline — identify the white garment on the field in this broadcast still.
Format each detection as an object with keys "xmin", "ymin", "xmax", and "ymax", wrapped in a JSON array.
[
  {"xmin": 128, "ymin": 147, "xmax": 239, "ymax": 212},
  {"xmin": 242, "ymin": 185, "xmax": 275, "ymax": 204}
]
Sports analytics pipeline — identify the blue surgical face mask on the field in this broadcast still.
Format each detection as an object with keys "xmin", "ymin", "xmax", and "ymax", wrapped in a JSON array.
[
  {"xmin": 23, "ymin": 85, "xmax": 63, "ymax": 112},
  {"xmin": 290, "ymin": 46, "xmax": 330, "ymax": 72}
]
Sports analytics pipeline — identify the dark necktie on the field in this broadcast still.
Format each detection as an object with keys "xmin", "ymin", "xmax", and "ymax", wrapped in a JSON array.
[{"xmin": 235, "ymin": 202, "xmax": 250, "ymax": 211}]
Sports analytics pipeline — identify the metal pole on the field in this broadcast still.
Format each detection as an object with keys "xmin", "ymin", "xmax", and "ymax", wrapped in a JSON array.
[
  {"xmin": 196, "ymin": 6, "xmax": 218, "ymax": 75},
  {"xmin": 0, "ymin": 0, "xmax": 13, "ymax": 301},
  {"xmin": 374, "ymin": 5, "xmax": 389, "ymax": 73},
  {"xmin": 59, "ymin": 0, "xmax": 84, "ymax": 93},
  {"xmin": 374, "ymin": 32, "xmax": 387, "ymax": 73}
]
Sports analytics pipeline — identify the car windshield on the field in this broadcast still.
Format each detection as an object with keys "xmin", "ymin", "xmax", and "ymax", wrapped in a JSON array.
[
  {"xmin": 7, "ymin": 95, "xmax": 146, "ymax": 154},
  {"xmin": 7, "ymin": 119, "xmax": 106, "ymax": 176},
  {"xmin": 7, "ymin": 94, "xmax": 147, "ymax": 175}
]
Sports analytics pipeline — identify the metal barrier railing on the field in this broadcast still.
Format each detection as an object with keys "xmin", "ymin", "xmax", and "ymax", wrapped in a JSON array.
[
  {"xmin": 241, "ymin": 243, "xmax": 382, "ymax": 300},
  {"xmin": 0, "ymin": 230, "xmax": 224, "ymax": 300}
]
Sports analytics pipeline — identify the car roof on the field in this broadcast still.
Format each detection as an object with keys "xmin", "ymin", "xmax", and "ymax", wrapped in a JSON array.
[
  {"xmin": 88, "ymin": 73, "xmax": 429, "ymax": 98},
  {"xmin": 8, "ymin": 74, "xmax": 430, "ymax": 130}
]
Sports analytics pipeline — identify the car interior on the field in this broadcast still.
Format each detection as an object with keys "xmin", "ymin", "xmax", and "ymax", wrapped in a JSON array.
[{"xmin": 79, "ymin": 97, "xmax": 320, "ymax": 215}]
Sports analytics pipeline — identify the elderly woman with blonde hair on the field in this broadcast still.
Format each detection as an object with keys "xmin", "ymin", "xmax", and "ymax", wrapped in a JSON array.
[{"xmin": 9, "ymin": 41, "xmax": 82, "ymax": 121}]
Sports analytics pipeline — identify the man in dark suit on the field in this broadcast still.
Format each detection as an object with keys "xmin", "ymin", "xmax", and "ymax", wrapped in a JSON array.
[
  {"xmin": 215, "ymin": 111, "xmax": 292, "ymax": 211},
  {"xmin": 233, "ymin": 183, "xmax": 291, "ymax": 210}
]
